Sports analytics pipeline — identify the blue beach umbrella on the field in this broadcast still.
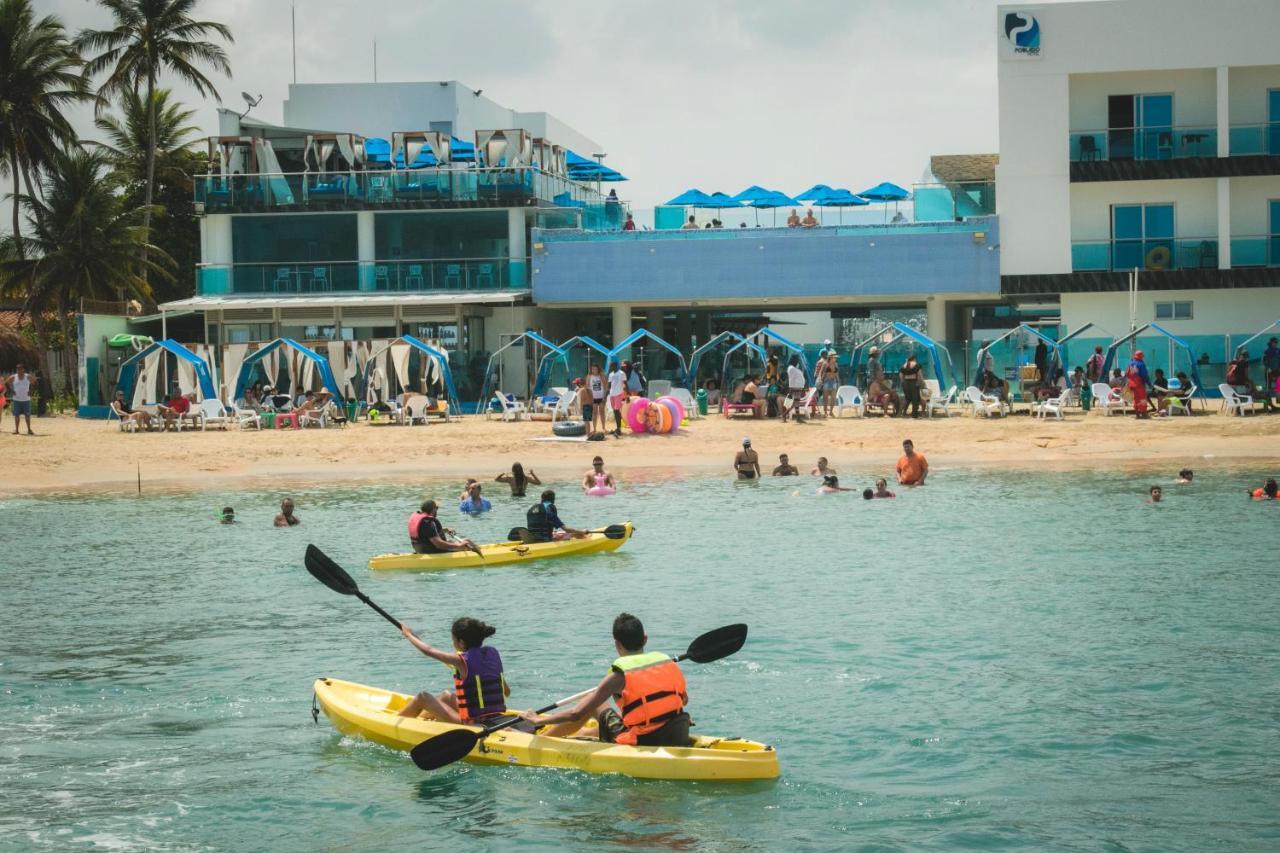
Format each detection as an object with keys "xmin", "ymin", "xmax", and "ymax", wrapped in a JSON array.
[
  {"xmin": 746, "ymin": 190, "xmax": 801, "ymax": 226},
  {"xmin": 709, "ymin": 192, "xmax": 742, "ymax": 223},
  {"xmin": 731, "ymin": 185, "xmax": 775, "ymax": 204},
  {"xmin": 665, "ymin": 188, "xmax": 718, "ymax": 206},
  {"xmin": 858, "ymin": 181, "xmax": 911, "ymax": 222},
  {"xmin": 811, "ymin": 187, "xmax": 869, "ymax": 225},
  {"xmin": 795, "ymin": 183, "xmax": 832, "ymax": 202}
]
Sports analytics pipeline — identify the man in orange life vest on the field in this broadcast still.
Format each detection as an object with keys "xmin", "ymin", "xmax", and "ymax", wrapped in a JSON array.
[
  {"xmin": 519, "ymin": 613, "xmax": 691, "ymax": 746},
  {"xmin": 407, "ymin": 500, "xmax": 476, "ymax": 554}
]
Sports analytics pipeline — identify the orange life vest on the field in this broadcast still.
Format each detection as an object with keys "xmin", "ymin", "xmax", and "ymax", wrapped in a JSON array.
[{"xmin": 611, "ymin": 652, "xmax": 687, "ymax": 745}]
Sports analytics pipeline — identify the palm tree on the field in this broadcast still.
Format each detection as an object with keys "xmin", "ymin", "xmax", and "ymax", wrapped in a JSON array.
[
  {"xmin": 76, "ymin": 0, "xmax": 231, "ymax": 281},
  {"xmin": 94, "ymin": 87, "xmax": 199, "ymax": 191},
  {"xmin": 0, "ymin": 0, "xmax": 86, "ymax": 247},
  {"xmin": 0, "ymin": 149, "xmax": 173, "ymax": 399}
]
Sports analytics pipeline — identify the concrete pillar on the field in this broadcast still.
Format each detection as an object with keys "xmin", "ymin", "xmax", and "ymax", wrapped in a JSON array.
[
  {"xmin": 675, "ymin": 311, "xmax": 694, "ymax": 352},
  {"xmin": 508, "ymin": 208, "xmax": 527, "ymax": 287},
  {"xmin": 357, "ymin": 211, "xmax": 376, "ymax": 291},
  {"xmin": 1216, "ymin": 66, "xmax": 1229, "ymax": 158},
  {"xmin": 201, "ymin": 214, "xmax": 233, "ymax": 294},
  {"xmin": 611, "ymin": 303, "xmax": 632, "ymax": 350},
  {"xmin": 1217, "ymin": 177, "xmax": 1231, "ymax": 269},
  {"xmin": 926, "ymin": 297, "xmax": 949, "ymax": 342}
]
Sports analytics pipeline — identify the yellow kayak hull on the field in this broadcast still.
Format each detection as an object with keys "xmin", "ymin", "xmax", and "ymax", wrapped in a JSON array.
[
  {"xmin": 313, "ymin": 677, "xmax": 779, "ymax": 782},
  {"xmin": 368, "ymin": 522, "xmax": 634, "ymax": 571}
]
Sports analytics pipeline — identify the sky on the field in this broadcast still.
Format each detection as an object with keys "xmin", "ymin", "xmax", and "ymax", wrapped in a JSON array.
[{"xmin": 7, "ymin": 0, "xmax": 1080, "ymax": 226}]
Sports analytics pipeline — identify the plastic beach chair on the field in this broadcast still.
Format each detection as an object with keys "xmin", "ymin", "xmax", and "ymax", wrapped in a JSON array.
[
  {"xmin": 1218, "ymin": 383, "xmax": 1254, "ymax": 416},
  {"xmin": 963, "ymin": 386, "xmax": 1002, "ymax": 418},
  {"xmin": 1091, "ymin": 383, "xmax": 1130, "ymax": 416},
  {"xmin": 833, "ymin": 385, "xmax": 864, "ymax": 418},
  {"xmin": 1034, "ymin": 388, "xmax": 1071, "ymax": 420},
  {"xmin": 198, "ymin": 399, "xmax": 233, "ymax": 430}
]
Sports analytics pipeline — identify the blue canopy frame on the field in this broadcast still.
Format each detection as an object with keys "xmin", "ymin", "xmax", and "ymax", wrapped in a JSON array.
[
  {"xmin": 477, "ymin": 331, "xmax": 568, "ymax": 403},
  {"xmin": 973, "ymin": 323, "xmax": 1094, "ymax": 384},
  {"xmin": 1102, "ymin": 322, "xmax": 1206, "ymax": 402},
  {"xmin": 747, "ymin": 327, "xmax": 811, "ymax": 384},
  {"xmin": 851, "ymin": 322, "xmax": 952, "ymax": 389},
  {"xmin": 534, "ymin": 335, "xmax": 610, "ymax": 397},
  {"xmin": 233, "ymin": 338, "xmax": 343, "ymax": 403},
  {"xmin": 608, "ymin": 328, "xmax": 689, "ymax": 387},
  {"xmin": 365, "ymin": 335, "xmax": 462, "ymax": 414},
  {"xmin": 685, "ymin": 331, "xmax": 766, "ymax": 389},
  {"xmin": 117, "ymin": 339, "xmax": 218, "ymax": 403}
]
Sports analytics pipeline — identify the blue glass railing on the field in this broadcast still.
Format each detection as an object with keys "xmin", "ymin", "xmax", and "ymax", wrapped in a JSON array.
[
  {"xmin": 912, "ymin": 182, "xmax": 996, "ymax": 222},
  {"xmin": 194, "ymin": 167, "xmax": 624, "ymax": 220},
  {"xmin": 195, "ymin": 257, "xmax": 526, "ymax": 296},
  {"xmin": 1229, "ymin": 236, "xmax": 1280, "ymax": 267},
  {"xmin": 1071, "ymin": 238, "xmax": 1219, "ymax": 272},
  {"xmin": 1227, "ymin": 124, "xmax": 1280, "ymax": 156},
  {"xmin": 1069, "ymin": 126, "xmax": 1217, "ymax": 162},
  {"xmin": 535, "ymin": 217, "xmax": 995, "ymax": 244}
]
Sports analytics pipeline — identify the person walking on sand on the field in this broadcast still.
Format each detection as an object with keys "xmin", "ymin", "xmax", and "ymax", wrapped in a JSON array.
[
  {"xmin": 734, "ymin": 437, "xmax": 761, "ymax": 480},
  {"xmin": 6, "ymin": 363, "xmax": 35, "ymax": 435},
  {"xmin": 606, "ymin": 361, "xmax": 627, "ymax": 436},
  {"xmin": 895, "ymin": 439, "xmax": 928, "ymax": 486},
  {"xmin": 274, "ymin": 498, "xmax": 301, "ymax": 527}
]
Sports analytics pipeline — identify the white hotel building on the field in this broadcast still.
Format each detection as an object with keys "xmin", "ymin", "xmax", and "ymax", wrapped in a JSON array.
[{"xmin": 996, "ymin": 0, "xmax": 1280, "ymax": 345}]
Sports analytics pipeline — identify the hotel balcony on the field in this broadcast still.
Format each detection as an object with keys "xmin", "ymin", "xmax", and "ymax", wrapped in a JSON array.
[
  {"xmin": 1071, "ymin": 237, "xmax": 1220, "ymax": 272},
  {"xmin": 194, "ymin": 166, "xmax": 626, "ymax": 228},
  {"xmin": 1230, "ymin": 235, "xmax": 1280, "ymax": 268},
  {"xmin": 195, "ymin": 258, "xmax": 526, "ymax": 297},
  {"xmin": 1069, "ymin": 124, "xmax": 1280, "ymax": 181}
]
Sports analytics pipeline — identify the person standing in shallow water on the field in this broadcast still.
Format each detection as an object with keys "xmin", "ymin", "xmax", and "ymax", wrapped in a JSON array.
[
  {"xmin": 895, "ymin": 439, "xmax": 928, "ymax": 486},
  {"xmin": 274, "ymin": 498, "xmax": 300, "ymax": 526},
  {"xmin": 734, "ymin": 437, "xmax": 760, "ymax": 479},
  {"xmin": 496, "ymin": 462, "xmax": 540, "ymax": 497}
]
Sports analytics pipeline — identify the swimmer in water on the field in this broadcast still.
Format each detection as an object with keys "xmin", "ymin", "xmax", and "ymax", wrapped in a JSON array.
[
  {"xmin": 734, "ymin": 437, "xmax": 760, "ymax": 480},
  {"xmin": 1249, "ymin": 478, "xmax": 1278, "ymax": 500},
  {"xmin": 1175, "ymin": 469, "xmax": 1193, "ymax": 484},
  {"xmin": 583, "ymin": 456, "xmax": 616, "ymax": 493},
  {"xmin": 458, "ymin": 478, "xmax": 477, "ymax": 501},
  {"xmin": 862, "ymin": 488, "xmax": 874, "ymax": 500},
  {"xmin": 873, "ymin": 478, "xmax": 896, "ymax": 498},
  {"xmin": 219, "ymin": 506, "xmax": 236, "ymax": 524},
  {"xmin": 772, "ymin": 453, "xmax": 799, "ymax": 476},
  {"xmin": 1147, "ymin": 485, "xmax": 1163, "ymax": 504},
  {"xmin": 274, "ymin": 498, "xmax": 300, "ymax": 527},
  {"xmin": 817, "ymin": 475, "xmax": 853, "ymax": 494},
  {"xmin": 811, "ymin": 457, "xmax": 836, "ymax": 477}
]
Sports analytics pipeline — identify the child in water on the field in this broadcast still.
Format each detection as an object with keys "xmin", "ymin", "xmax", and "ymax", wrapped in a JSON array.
[
  {"xmin": 1249, "ymin": 478, "xmax": 1278, "ymax": 500},
  {"xmin": 397, "ymin": 617, "xmax": 509, "ymax": 724}
]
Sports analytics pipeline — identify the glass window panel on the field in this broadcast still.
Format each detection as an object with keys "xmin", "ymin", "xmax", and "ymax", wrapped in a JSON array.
[
  {"xmin": 1113, "ymin": 240, "xmax": 1143, "ymax": 270},
  {"xmin": 1144, "ymin": 205, "xmax": 1174, "ymax": 238},
  {"xmin": 1269, "ymin": 89, "xmax": 1280, "ymax": 122},
  {"xmin": 1113, "ymin": 205, "xmax": 1142, "ymax": 239},
  {"xmin": 1269, "ymin": 199, "xmax": 1280, "ymax": 235},
  {"xmin": 1140, "ymin": 94, "xmax": 1172, "ymax": 129},
  {"xmin": 1174, "ymin": 302, "xmax": 1193, "ymax": 319},
  {"xmin": 232, "ymin": 214, "xmax": 357, "ymax": 264},
  {"xmin": 1155, "ymin": 303, "xmax": 1173, "ymax": 319}
]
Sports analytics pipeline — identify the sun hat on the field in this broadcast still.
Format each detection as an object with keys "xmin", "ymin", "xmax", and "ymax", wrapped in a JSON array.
[{"xmin": 742, "ymin": 436, "xmax": 751, "ymax": 446}]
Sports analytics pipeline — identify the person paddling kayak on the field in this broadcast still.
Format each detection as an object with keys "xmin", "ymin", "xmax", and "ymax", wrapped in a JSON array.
[
  {"xmin": 526, "ymin": 490, "xmax": 588, "ymax": 542},
  {"xmin": 397, "ymin": 617, "xmax": 510, "ymax": 724},
  {"xmin": 519, "ymin": 612, "xmax": 692, "ymax": 747},
  {"xmin": 408, "ymin": 500, "xmax": 476, "ymax": 553}
]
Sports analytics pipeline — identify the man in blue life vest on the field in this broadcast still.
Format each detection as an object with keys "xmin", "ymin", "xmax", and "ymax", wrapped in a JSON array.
[
  {"xmin": 518, "ymin": 612, "xmax": 691, "ymax": 746},
  {"xmin": 407, "ymin": 500, "xmax": 475, "ymax": 554},
  {"xmin": 525, "ymin": 489, "xmax": 587, "ymax": 542}
]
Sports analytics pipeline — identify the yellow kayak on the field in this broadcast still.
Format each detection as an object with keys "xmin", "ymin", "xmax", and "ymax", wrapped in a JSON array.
[
  {"xmin": 313, "ymin": 677, "xmax": 779, "ymax": 781},
  {"xmin": 368, "ymin": 522, "xmax": 634, "ymax": 571}
]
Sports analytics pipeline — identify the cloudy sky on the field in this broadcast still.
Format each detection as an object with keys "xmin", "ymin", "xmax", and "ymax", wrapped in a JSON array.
[{"xmin": 9, "ymin": 0, "xmax": 1078, "ymax": 223}]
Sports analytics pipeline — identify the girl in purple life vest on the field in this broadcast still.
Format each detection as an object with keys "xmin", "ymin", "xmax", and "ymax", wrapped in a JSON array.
[{"xmin": 397, "ymin": 617, "xmax": 509, "ymax": 724}]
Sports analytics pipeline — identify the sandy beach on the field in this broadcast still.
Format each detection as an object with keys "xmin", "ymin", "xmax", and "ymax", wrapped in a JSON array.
[{"xmin": 8, "ymin": 408, "xmax": 1278, "ymax": 495}]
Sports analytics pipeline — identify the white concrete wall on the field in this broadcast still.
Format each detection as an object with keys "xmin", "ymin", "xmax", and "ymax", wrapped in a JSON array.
[
  {"xmin": 1069, "ymin": 179, "xmax": 1218, "ymax": 241},
  {"xmin": 1069, "ymin": 69, "xmax": 1216, "ymax": 131},
  {"xmin": 997, "ymin": 0, "xmax": 1280, "ymax": 276},
  {"xmin": 1229, "ymin": 176, "xmax": 1280, "ymax": 236},
  {"xmin": 1227, "ymin": 64, "xmax": 1280, "ymax": 126},
  {"xmin": 281, "ymin": 82, "xmax": 601, "ymax": 154},
  {"xmin": 1061, "ymin": 287, "xmax": 1280, "ymax": 337}
]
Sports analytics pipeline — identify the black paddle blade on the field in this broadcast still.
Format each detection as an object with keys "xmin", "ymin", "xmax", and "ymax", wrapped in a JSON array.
[
  {"xmin": 683, "ymin": 623, "xmax": 748, "ymax": 664},
  {"xmin": 409, "ymin": 728, "xmax": 481, "ymax": 771},
  {"xmin": 304, "ymin": 544, "xmax": 358, "ymax": 596},
  {"xmin": 602, "ymin": 523, "xmax": 631, "ymax": 540}
]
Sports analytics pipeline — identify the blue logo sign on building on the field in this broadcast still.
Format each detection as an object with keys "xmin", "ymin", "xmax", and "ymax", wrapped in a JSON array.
[{"xmin": 1004, "ymin": 12, "xmax": 1041, "ymax": 56}]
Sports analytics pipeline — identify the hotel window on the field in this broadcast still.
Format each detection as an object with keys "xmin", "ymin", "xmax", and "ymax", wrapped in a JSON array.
[
  {"xmin": 1108, "ymin": 93, "xmax": 1173, "ymax": 161},
  {"xmin": 1154, "ymin": 301, "xmax": 1192, "ymax": 321},
  {"xmin": 1111, "ymin": 203, "xmax": 1174, "ymax": 271},
  {"xmin": 1270, "ymin": 199, "xmax": 1280, "ymax": 267}
]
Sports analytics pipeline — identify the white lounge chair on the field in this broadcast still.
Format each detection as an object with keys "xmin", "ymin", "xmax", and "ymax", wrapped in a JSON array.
[
  {"xmin": 833, "ymin": 385, "xmax": 864, "ymax": 417},
  {"xmin": 962, "ymin": 386, "xmax": 1002, "ymax": 418},
  {"xmin": 532, "ymin": 387, "xmax": 568, "ymax": 414},
  {"xmin": 234, "ymin": 405, "xmax": 262, "ymax": 430},
  {"xmin": 1091, "ymin": 382, "xmax": 1129, "ymax": 416},
  {"xmin": 1164, "ymin": 384, "xmax": 1197, "ymax": 416},
  {"xmin": 1034, "ymin": 388, "xmax": 1071, "ymax": 419},
  {"xmin": 647, "ymin": 379, "xmax": 673, "ymax": 399},
  {"xmin": 1218, "ymin": 383, "xmax": 1254, "ymax": 416},
  {"xmin": 402, "ymin": 394, "xmax": 431, "ymax": 426},
  {"xmin": 669, "ymin": 387, "xmax": 698, "ymax": 419},
  {"xmin": 549, "ymin": 389, "xmax": 579, "ymax": 423},
  {"xmin": 109, "ymin": 400, "xmax": 139, "ymax": 432},
  {"xmin": 197, "ymin": 399, "xmax": 233, "ymax": 430},
  {"xmin": 927, "ymin": 386, "xmax": 957, "ymax": 418},
  {"xmin": 492, "ymin": 392, "xmax": 527, "ymax": 422}
]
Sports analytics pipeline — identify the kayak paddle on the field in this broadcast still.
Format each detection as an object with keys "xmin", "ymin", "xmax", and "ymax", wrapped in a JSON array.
[
  {"xmin": 505, "ymin": 523, "xmax": 632, "ymax": 544},
  {"xmin": 303, "ymin": 544, "xmax": 403, "ymax": 629},
  {"xmin": 409, "ymin": 622, "xmax": 748, "ymax": 772},
  {"xmin": 445, "ymin": 530, "xmax": 484, "ymax": 559}
]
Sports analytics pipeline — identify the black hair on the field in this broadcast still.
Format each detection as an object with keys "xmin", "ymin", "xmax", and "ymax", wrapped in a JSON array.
[
  {"xmin": 451, "ymin": 617, "xmax": 496, "ymax": 649},
  {"xmin": 612, "ymin": 612, "xmax": 645, "ymax": 650},
  {"xmin": 823, "ymin": 475, "xmax": 838, "ymax": 486},
  {"xmin": 541, "ymin": 488, "xmax": 555, "ymax": 502},
  {"xmin": 1266, "ymin": 479, "xmax": 1278, "ymax": 498},
  {"xmin": 421, "ymin": 499, "xmax": 437, "ymax": 514},
  {"xmin": 1178, "ymin": 469, "xmax": 1192, "ymax": 479},
  {"xmin": 1149, "ymin": 485, "xmax": 1161, "ymax": 494},
  {"xmin": 862, "ymin": 488, "xmax": 874, "ymax": 500},
  {"xmin": 221, "ymin": 506, "xmax": 234, "ymax": 515},
  {"xmin": 511, "ymin": 462, "xmax": 526, "ymax": 489}
]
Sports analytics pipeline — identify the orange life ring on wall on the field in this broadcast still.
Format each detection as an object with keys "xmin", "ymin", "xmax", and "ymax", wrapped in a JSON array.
[{"xmin": 1144, "ymin": 245, "xmax": 1171, "ymax": 271}]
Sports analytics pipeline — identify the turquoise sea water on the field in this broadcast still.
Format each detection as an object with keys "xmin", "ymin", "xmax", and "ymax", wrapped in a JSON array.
[{"xmin": 3, "ymin": 469, "xmax": 1279, "ymax": 851}]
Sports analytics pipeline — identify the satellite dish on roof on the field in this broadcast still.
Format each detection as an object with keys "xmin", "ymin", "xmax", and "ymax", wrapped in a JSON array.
[{"xmin": 239, "ymin": 92, "xmax": 263, "ymax": 118}]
